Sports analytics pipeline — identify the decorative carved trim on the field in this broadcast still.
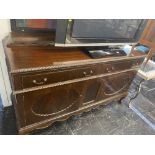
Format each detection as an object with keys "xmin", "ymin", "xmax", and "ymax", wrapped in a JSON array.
[
  {"xmin": 104, "ymin": 84, "xmax": 128, "ymax": 96},
  {"xmin": 10, "ymin": 55, "xmax": 145, "ymax": 74},
  {"xmin": 31, "ymin": 101, "xmax": 76, "ymax": 117},
  {"xmin": 13, "ymin": 68, "xmax": 138, "ymax": 95},
  {"xmin": 103, "ymin": 75, "xmax": 130, "ymax": 96}
]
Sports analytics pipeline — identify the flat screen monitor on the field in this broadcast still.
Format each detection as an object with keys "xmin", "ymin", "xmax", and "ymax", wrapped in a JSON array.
[{"xmin": 55, "ymin": 19, "xmax": 148, "ymax": 47}]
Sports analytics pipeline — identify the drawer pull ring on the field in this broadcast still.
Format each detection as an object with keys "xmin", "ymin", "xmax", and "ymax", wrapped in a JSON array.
[
  {"xmin": 90, "ymin": 70, "xmax": 93, "ymax": 74},
  {"xmin": 83, "ymin": 71, "xmax": 93, "ymax": 77},
  {"xmin": 83, "ymin": 72, "xmax": 87, "ymax": 76},
  {"xmin": 106, "ymin": 68, "xmax": 111, "ymax": 72},
  {"xmin": 32, "ymin": 78, "xmax": 47, "ymax": 85}
]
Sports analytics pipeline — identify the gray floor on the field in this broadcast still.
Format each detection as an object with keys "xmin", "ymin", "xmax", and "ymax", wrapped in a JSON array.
[
  {"xmin": 31, "ymin": 102, "xmax": 155, "ymax": 135},
  {"xmin": 130, "ymin": 78, "xmax": 155, "ymax": 131},
  {"xmin": 0, "ymin": 77, "xmax": 155, "ymax": 135},
  {"xmin": 0, "ymin": 100, "xmax": 155, "ymax": 135}
]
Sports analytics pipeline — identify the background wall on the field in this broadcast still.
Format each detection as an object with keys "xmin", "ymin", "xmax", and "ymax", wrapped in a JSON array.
[{"xmin": 0, "ymin": 19, "xmax": 12, "ymax": 107}]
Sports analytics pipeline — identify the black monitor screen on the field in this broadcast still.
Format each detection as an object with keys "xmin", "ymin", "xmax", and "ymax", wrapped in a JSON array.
[{"xmin": 71, "ymin": 19, "xmax": 142, "ymax": 39}]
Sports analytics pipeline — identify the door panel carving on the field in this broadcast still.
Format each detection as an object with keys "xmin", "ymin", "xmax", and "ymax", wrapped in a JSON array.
[
  {"xmin": 19, "ymin": 81, "xmax": 85, "ymax": 125},
  {"xmin": 31, "ymin": 89, "xmax": 79, "ymax": 117},
  {"xmin": 97, "ymin": 70, "xmax": 137, "ymax": 100}
]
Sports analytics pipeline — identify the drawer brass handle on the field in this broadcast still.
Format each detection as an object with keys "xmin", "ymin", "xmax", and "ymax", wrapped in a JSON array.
[
  {"xmin": 83, "ymin": 70, "xmax": 93, "ymax": 77},
  {"xmin": 32, "ymin": 78, "xmax": 47, "ymax": 85},
  {"xmin": 83, "ymin": 71, "xmax": 87, "ymax": 76},
  {"xmin": 106, "ymin": 68, "xmax": 111, "ymax": 72},
  {"xmin": 90, "ymin": 70, "xmax": 93, "ymax": 74}
]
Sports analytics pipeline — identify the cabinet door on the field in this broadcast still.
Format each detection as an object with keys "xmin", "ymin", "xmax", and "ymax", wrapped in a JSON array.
[
  {"xmin": 97, "ymin": 70, "xmax": 137, "ymax": 100},
  {"xmin": 82, "ymin": 79, "xmax": 101, "ymax": 106},
  {"xmin": 16, "ymin": 81, "xmax": 85, "ymax": 126}
]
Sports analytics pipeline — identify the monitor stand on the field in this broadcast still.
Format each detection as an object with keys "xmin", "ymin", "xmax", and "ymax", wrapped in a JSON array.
[{"xmin": 82, "ymin": 46, "xmax": 127, "ymax": 59}]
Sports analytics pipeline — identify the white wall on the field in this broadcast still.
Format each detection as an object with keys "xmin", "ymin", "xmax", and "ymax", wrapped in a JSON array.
[{"xmin": 0, "ymin": 19, "xmax": 12, "ymax": 107}]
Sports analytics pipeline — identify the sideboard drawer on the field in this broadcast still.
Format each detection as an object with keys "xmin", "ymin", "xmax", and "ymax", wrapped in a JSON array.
[
  {"xmin": 100, "ymin": 61, "xmax": 131, "ymax": 73},
  {"xmin": 98, "ymin": 58, "xmax": 144, "ymax": 73},
  {"xmin": 21, "ymin": 66, "xmax": 99, "ymax": 89},
  {"xmin": 12, "ymin": 57, "xmax": 144, "ymax": 91}
]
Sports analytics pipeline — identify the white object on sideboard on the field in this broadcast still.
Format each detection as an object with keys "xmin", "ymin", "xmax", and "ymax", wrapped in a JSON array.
[{"xmin": 138, "ymin": 60, "xmax": 155, "ymax": 80}]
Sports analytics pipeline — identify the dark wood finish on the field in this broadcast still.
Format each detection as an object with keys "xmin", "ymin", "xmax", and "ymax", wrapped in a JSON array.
[
  {"xmin": 3, "ymin": 33, "xmax": 146, "ymax": 134},
  {"xmin": 15, "ymin": 81, "xmax": 85, "ymax": 127},
  {"xmin": 11, "ymin": 57, "xmax": 144, "ymax": 91},
  {"xmin": 3, "ymin": 33, "xmax": 145, "ymax": 73},
  {"xmin": 14, "ymin": 70, "xmax": 136, "ymax": 129},
  {"xmin": 19, "ymin": 66, "xmax": 100, "ymax": 90},
  {"xmin": 5, "ymin": 46, "xmax": 90, "ymax": 71},
  {"xmin": 16, "ymin": 92, "xmax": 127, "ymax": 134},
  {"xmin": 97, "ymin": 70, "xmax": 136, "ymax": 101}
]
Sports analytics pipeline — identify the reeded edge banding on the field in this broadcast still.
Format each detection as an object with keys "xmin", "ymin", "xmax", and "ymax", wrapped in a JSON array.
[
  {"xmin": 13, "ymin": 68, "xmax": 138, "ymax": 95},
  {"xmin": 10, "ymin": 55, "xmax": 145, "ymax": 74}
]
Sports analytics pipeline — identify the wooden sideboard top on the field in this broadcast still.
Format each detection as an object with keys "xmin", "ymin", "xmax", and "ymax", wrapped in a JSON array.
[
  {"xmin": 5, "ymin": 47, "xmax": 91, "ymax": 71},
  {"xmin": 3, "ymin": 33, "xmax": 146, "ymax": 73}
]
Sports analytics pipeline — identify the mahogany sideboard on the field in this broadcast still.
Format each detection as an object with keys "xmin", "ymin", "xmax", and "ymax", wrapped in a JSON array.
[{"xmin": 3, "ymin": 33, "xmax": 146, "ymax": 134}]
